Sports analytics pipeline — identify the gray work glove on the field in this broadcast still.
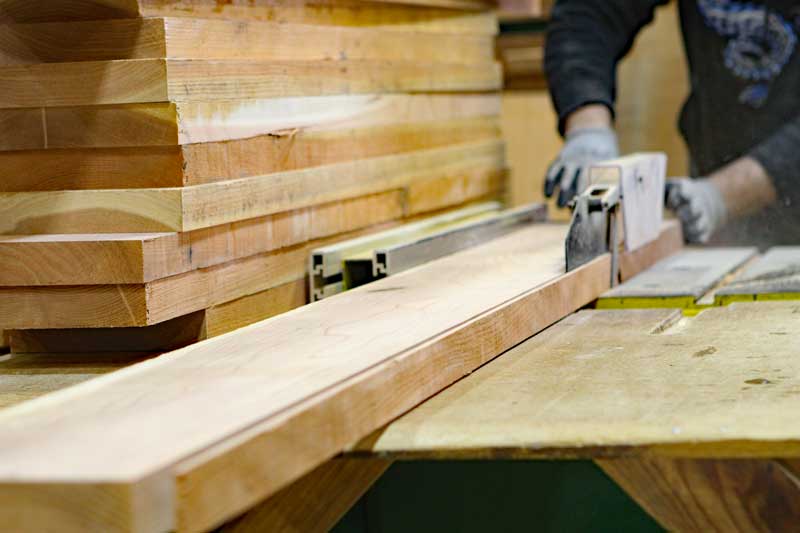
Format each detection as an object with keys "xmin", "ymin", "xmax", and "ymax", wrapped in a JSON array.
[
  {"xmin": 544, "ymin": 126, "xmax": 619, "ymax": 207},
  {"xmin": 666, "ymin": 178, "xmax": 728, "ymax": 244}
]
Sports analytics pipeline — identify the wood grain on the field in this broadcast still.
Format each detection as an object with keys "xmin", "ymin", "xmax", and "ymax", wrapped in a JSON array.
[
  {"xmin": 0, "ymin": 0, "xmax": 499, "ymax": 27},
  {"xmin": 598, "ymin": 457, "xmax": 800, "ymax": 533},
  {"xmin": 8, "ymin": 279, "xmax": 309, "ymax": 353},
  {"xmin": 0, "ymin": 225, "xmax": 610, "ymax": 532},
  {"xmin": 0, "ymin": 140, "xmax": 504, "ymax": 234},
  {"xmin": 358, "ymin": 303, "xmax": 800, "ymax": 459},
  {"xmin": 0, "ymin": 170, "xmax": 499, "ymax": 328},
  {"xmin": 0, "ymin": 94, "xmax": 500, "ymax": 151},
  {"xmin": 0, "ymin": 110, "xmax": 499, "ymax": 190},
  {"xmin": 219, "ymin": 458, "xmax": 390, "ymax": 532},
  {"xmin": 0, "ymin": 18, "xmax": 493, "ymax": 65},
  {"xmin": 0, "ymin": 59, "xmax": 501, "ymax": 109},
  {"xmin": 0, "ymin": 191, "xmax": 404, "ymax": 285}
]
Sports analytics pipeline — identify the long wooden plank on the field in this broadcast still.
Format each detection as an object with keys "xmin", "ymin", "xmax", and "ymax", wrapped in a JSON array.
[
  {"xmin": 0, "ymin": 225, "xmax": 610, "ymax": 533},
  {"xmin": 0, "ymin": 94, "xmax": 500, "ymax": 151},
  {"xmin": 218, "ymin": 458, "xmax": 391, "ymax": 532},
  {"xmin": 0, "ymin": 221, "xmax": 393, "ymax": 329},
  {"xmin": 8, "ymin": 278, "xmax": 308, "ymax": 353},
  {"xmin": 0, "ymin": 18, "xmax": 494, "ymax": 65},
  {"xmin": 0, "ymin": 191, "xmax": 405, "ymax": 285},
  {"xmin": 0, "ymin": 59, "xmax": 501, "ymax": 109},
  {"xmin": 0, "ymin": 115, "xmax": 500, "ymax": 189},
  {"xmin": 0, "ymin": 140, "xmax": 505, "ymax": 234},
  {"xmin": 359, "ymin": 303, "xmax": 800, "ymax": 459},
  {"xmin": 0, "ymin": 173, "xmax": 502, "ymax": 329},
  {"xmin": 598, "ymin": 458, "xmax": 800, "ymax": 532},
  {"xmin": 0, "ymin": 0, "xmax": 499, "ymax": 26}
]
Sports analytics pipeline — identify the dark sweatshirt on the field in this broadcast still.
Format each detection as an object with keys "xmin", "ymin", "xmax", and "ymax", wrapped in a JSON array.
[{"xmin": 545, "ymin": 0, "xmax": 800, "ymax": 245}]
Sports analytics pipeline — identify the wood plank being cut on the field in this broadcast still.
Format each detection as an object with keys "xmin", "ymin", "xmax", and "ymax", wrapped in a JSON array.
[
  {"xmin": 716, "ymin": 246, "xmax": 800, "ymax": 304},
  {"xmin": 0, "ymin": 18, "xmax": 494, "ymax": 65},
  {"xmin": 0, "ymin": 0, "xmax": 500, "ymax": 25},
  {"xmin": 0, "ymin": 140, "xmax": 504, "ymax": 234},
  {"xmin": 358, "ymin": 303, "xmax": 800, "ymax": 459},
  {"xmin": 0, "ymin": 191, "xmax": 405, "ymax": 286},
  {"xmin": 0, "ymin": 59, "xmax": 501, "ymax": 109},
  {"xmin": 597, "ymin": 247, "xmax": 758, "ymax": 309},
  {"xmin": 0, "ymin": 93, "xmax": 500, "ymax": 152},
  {"xmin": 0, "ymin": 224, "xmax": 611, "ymax": 533}
]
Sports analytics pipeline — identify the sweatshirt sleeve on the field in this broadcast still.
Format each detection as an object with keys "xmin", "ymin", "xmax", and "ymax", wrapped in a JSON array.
[
  {"xmin": 544, "ymin": 0, "xmax": 668, "ymax": 135},
  {"xmin": 749, "ymin": 117, "xmax": 800, "ymax": 206}
]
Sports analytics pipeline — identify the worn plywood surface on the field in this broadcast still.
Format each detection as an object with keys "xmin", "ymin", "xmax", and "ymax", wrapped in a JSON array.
[
  {"xmin": 717, "ymin": 247, "xmax": 800, "ymax": 298},
  {"xmin": 360, "ymin": 303, "xmax": 800, "ymax": 458},
  {"xmin": 601, "ymin": 247, "xmax": 757, "ymax": 300}
]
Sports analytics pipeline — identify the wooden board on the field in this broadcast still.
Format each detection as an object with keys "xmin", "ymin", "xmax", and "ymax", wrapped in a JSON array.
[
  {"xmin": 8, "ymin": 278, "xmax": 309, "ymax": 353},
  {"xmin": 0, "ymin": 174, "xmax": 503, "ymax": 329},
  {"xmin": 0, "ymin": 224, "xmax": 611, "ymax": 533},
  {"xmin": 0, "ymin": 0, "xmax": 499, "ymax": 25},
  {"xmin": 0, "ymin": 140, "xmax": 504, "ymax": 234},
  {"xmin": 0, "ymin": 115, "xmax": 500, "ymax": 190},
  {"xmin": 716, "ymin": 247, "xmax": 800, "ymax": 301},
  {"xmin": 0, "ymin": 18, "xmax": 494, "ymax": 65},
  {"xmin": 597, "ymin": 247, "xmax": 758, "ymax": 307},
  {"xmin": 358, "ymin": 303, "xmax": 800, "ymax": 459},
  {"xmin": 0, "ymin": 59, "xmax": 501, "ymax": 109},
  {"xmin": 218, "ymin": 458, "xmax": 391, "ymax": 532},
  {"xmin": 598, "ymin": 457, "xmax": 800, "ymax": 532},
  {"xmin": 0, "ymin": 94, "xmax": 500, "ymax": 152},
  {"xmin": 0, "ymin": 191, "xmax": 405, "ymax": 286}
]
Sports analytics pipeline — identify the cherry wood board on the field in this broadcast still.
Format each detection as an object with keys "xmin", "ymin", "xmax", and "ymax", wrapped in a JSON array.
[
  {"xmin": 0, "ymin": 58, "xmax": 501, "ymax": 109},
  {"xmin": 0, "ymin": 18, "xmax": 494, "ymax": 65},
  {"xmin": 0, "ymin": 140, "xmax": 504, "ymax": 234},
  {"xmin": 0, "ymin": 191, "xmax": 405, "ymax": 286},
  {"xmin": 0, "ymin": 0, "xmax": 500, "ymax": 25},
  {"xmin": 0, "ymin": 94, "xmax": 500, "ymax": 152},
  {"xmin": 0, "ymin": 224, "xmax": 610, "ymax": 532}
]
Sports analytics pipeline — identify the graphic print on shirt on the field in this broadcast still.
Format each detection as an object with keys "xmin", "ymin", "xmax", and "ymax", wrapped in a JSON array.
[{"xmin": 698, "ymin": 0, "xmax": 797, "ymax": 107}]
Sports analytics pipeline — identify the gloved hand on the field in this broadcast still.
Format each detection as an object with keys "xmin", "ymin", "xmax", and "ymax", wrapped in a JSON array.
[
  {"xmin": 665, "ymin": 178, "xmax": 728, "ymax": 244},
  {"xmin": 544, "ymin": 126, "xmax": 619, "ymax": 207}
]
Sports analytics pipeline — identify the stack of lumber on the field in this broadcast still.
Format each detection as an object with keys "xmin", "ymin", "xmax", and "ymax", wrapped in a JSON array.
[{"xmin": 0, "ymin": 0, "xmax": 505, "ymax": 354}]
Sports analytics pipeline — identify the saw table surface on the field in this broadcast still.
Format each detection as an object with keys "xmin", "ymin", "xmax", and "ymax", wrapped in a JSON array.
[{"xmin": 358, "ymin": 302, "xmax": 800, "ymax": 459}]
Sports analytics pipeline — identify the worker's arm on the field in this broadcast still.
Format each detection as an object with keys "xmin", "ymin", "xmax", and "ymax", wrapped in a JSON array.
[
  {"xmin": 543, "ymin": 0, "xmax": 668, "ymax": 206},
  {"xmin": 667, "ymin": 113, "xmax": 800, "ymax": 244},
  {"xmin": 667, "ymin": 158, "xmax": 777, "ymax": 244}
]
